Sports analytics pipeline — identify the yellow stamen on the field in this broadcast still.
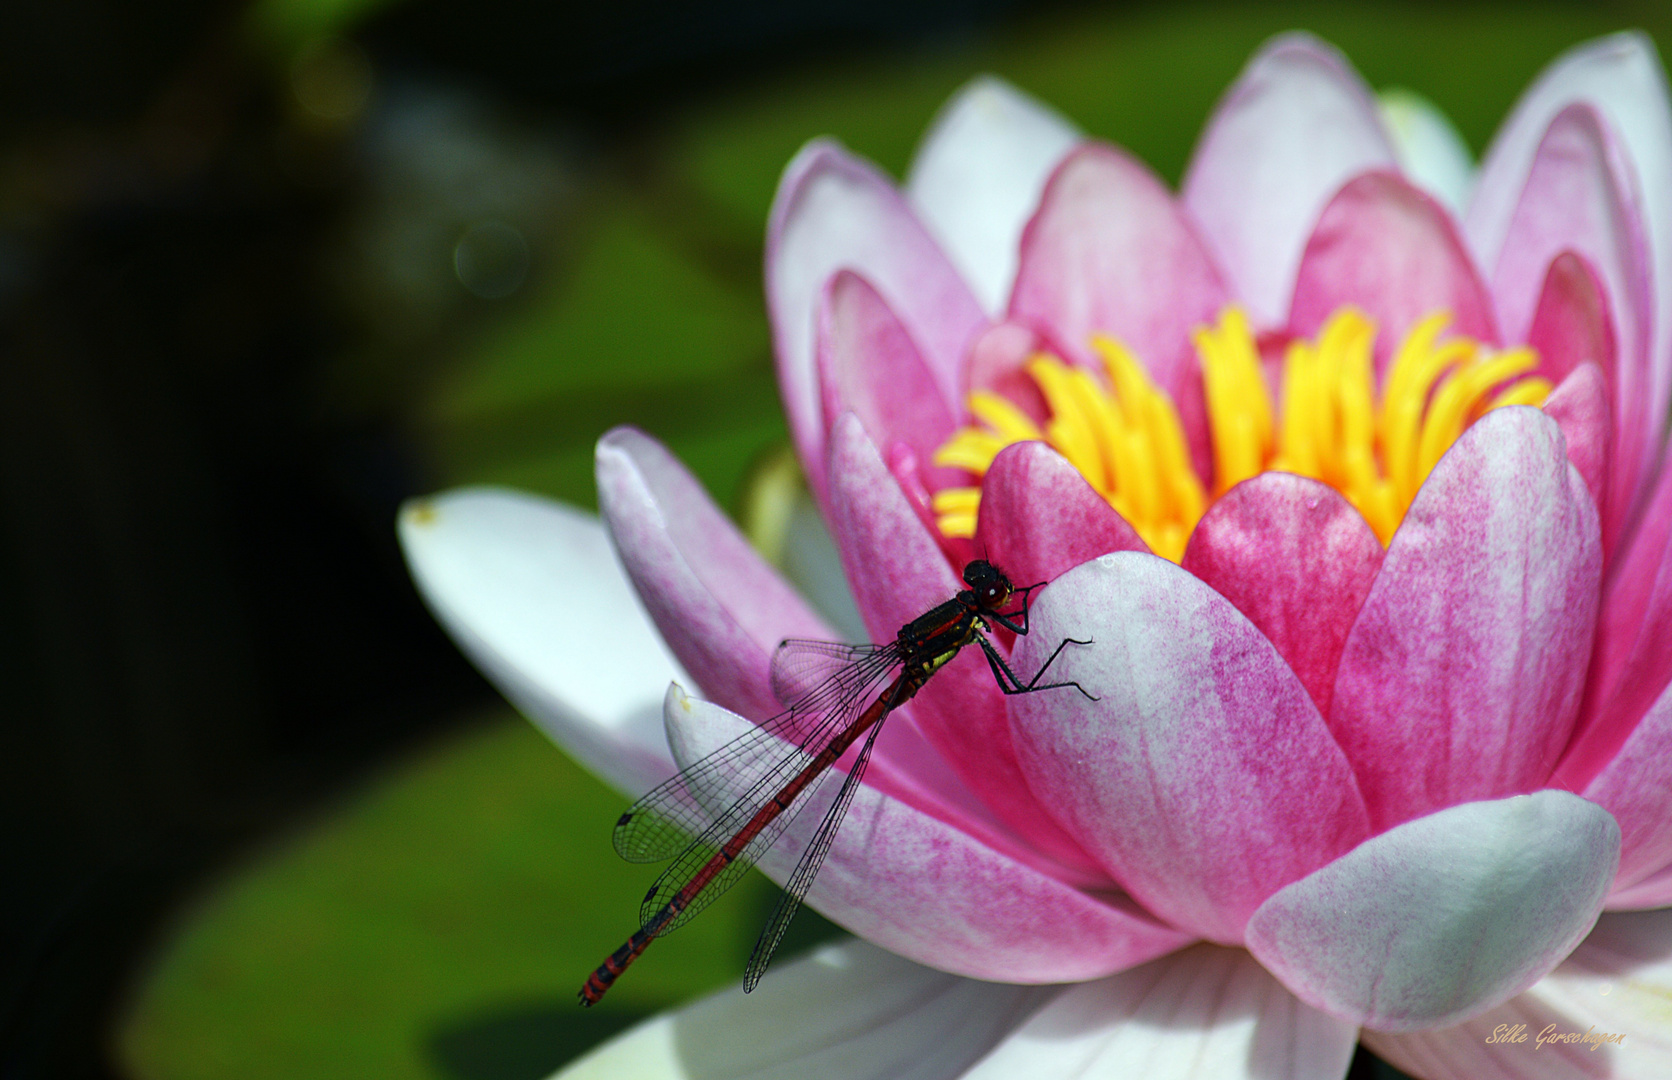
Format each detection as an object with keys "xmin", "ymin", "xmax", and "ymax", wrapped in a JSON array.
[{"xmin": 932, "ymin": 304, "xmax": 1552, "ymax": 558}]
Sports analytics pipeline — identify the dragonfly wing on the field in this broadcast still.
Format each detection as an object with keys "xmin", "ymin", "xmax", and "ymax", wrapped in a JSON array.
[
  {"xmin": 769, "ymin": 640, "xmax": 893, "ymax": 711},
  {"xmin": 743, "ymin": 713, "xmax": 886, "ymax": 992},
  {"xmin": 638, "ymin": 740, "xmax": 849, "ymax": 933},
  {"xmin": 614, "ymin": 646, "xmax": 899, "ymax": 865}
]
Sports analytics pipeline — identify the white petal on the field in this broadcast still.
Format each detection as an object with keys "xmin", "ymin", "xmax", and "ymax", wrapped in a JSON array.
[
  {"xmin": 961, "ymin": 944, "xmax": 1357, "ymax": 1080},
  {"xmin": 905, "ymin": 75, "xmax": 1081, "ymax": 315},
  {"xmin": 1246, "ymin": 792, "xmax": 1620, "ymax": 1033},
  {"xmin": 1365, "ymin": 910, "xmax": 1672, "ymax": 1079},
  {"xmin": 555, "ymin": 939, "xmax": 1054, "ymax": 1080},
  {"xmin": 398, "ymin": 487, "xmax": 682, "ymax": 795},
  {"xmin": 1379, "ymin": 87, "xmax": 1476, "ymax": 215}
]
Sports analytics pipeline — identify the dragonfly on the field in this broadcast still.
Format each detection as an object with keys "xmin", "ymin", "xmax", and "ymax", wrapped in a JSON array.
[{"xmin": 578, "ymin": 558, "xmax": 1094, "ymax": 1006}]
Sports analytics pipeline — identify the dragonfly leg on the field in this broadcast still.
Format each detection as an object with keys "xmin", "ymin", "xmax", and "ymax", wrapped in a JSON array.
[{"xmin": 975, "ymin": 632, "xmax": 1096, "ymax": 700}]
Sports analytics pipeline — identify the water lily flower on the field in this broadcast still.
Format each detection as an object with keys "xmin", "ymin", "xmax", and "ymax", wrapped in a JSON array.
[{"xmin": 399, "ymin": 30, "xmax": 1672, "ymax": 1080}]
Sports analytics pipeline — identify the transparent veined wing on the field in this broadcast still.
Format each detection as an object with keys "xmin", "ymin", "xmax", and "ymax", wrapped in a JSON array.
[{"xmin": 611, "ymin": 643, "xmax": 900, "ymax": 866}]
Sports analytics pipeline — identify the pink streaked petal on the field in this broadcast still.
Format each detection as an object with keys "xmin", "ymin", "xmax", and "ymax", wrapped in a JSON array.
[
  {"xmin": 1182, "ymin": 472, "xmax": 1384, "ymax": 718},
  {"xmin": 905, "ymin": 75, "xmax": 1081, "ymax": 317},
  {"xmin": 1328, "ymin": 407, "xmax": 1601, "ymax": 829},
  {"xmin": 824, "ymin": 414, "xmax": 1106, "ymax": 875},
  {"xmin": 1557, "ymin": 461, "xmax": 1672, "ymax": 791},
  {"xmin": 974, "ymin": 440, "xmax": 1148, "ymax": 589},
  {"xmin": 1585, "ymin": 679, "xmax": 1672, "ymax": 899},
  {"xmin": 1009, "ymin": 141, "xmax": 1222, "ymax": 475},
  {"xmin": 767, "ymin": 140, "xmax": 986, "ymax": 480},
  {"xmin": 1009, "ymin": 552, "xmax": 1372, "ymax": 945},
  {"xmin": 560, "ymin": 939, "xmax": 1056, "ymax": 1080},
  {"xmin": 667, "ymin": 687, "xmax": 1193, "ymax": 983},
  {"xmin": 1247, "ymin": 792, "xmax": 1620, "ymax": 1032},
  {"xmin": 961, "ymin": 944, "xmax": 1357, "ymax": 1080},
  {"xmin": 397, "ymin": 488, "xmax": 681, "ymax": 796},
  {"xmin": 1488, "ymin": 105, "xmax": 1652, "ymax": 550},
  {"xmin": 1364, "ymin": 910, "xmax": 1672, "ymax": 1078},
  {"xmin": 1182, "ymin": 32, "xmax": 1397, "ymax": 326},
  {"xmin": 1541, "ymin": 362, "xmax": 1613, "ymax": 528},
  {"xmin": 1527, "ymin": 251, "xmax": 1618, "ymax": 392},
  {"xmin": 816, "ymin": 271, "xmax": 960, "ymax": 493},
  {"xmin": 1469, "ymin": 33, "xmax": 1672, "ymax": 453},
  {"xmin": 596, "ymin": 427, "xmax": 830, "ymax": 723},
  {"xmin": 1289, "ymin": 171, "xmax": 1499, "ymax": 378}
]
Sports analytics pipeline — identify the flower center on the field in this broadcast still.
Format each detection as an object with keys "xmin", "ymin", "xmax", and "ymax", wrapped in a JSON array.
[{"xmin": 930, "ymin": 306, "xmax": 1551, "ymax": 560}]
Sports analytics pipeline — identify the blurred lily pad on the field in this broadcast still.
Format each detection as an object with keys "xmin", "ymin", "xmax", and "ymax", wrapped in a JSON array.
[{"xmin": 119, "ymin": 714, "xmax": 810, "ymax": 1080}]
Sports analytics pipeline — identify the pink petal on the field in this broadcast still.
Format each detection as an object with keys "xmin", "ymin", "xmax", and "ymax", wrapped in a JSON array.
[
  {"xmin": 1009, "ymin": 141, "xmax": 1223, "ymax": 475},
  {"xmin": 1541, "ymin": 362, "xmax": 1613, "ymax": 528},
  {"xmin": 1328, "ymin": 407, "xmax": 1601, "ymax": 829},
  {"xmin": 596, "ymin": 427, "xmax": 830, "ymax": 723},
  {"xmin": 1009, "ymin": 552, "xmax": 1372, "ymax": 944},
  {"xmin": 961, "ymin": 945, "xmax": 1357, "ymax": 1080},
  {"xmin": 1584, "ymin": 678, "xmax": 1672, "ymax": 901},
  {"xmin": 1288, "ymin": 171, "xmax": 1499, "ymax": 379},
  {"xmin": 1246, "ymin": 792, "xmax": 1620, "ymax": 1032},
  {"xmin": 560, "ymin": 939, "xmax": 1055, "ymax": 1080},
  {"xmin": 974, "ymin": 440, "xmax": 1148, "ymax": 589},
  {"xmin": 824, "ymin": 414, "xmax": 1105, "ymax": 875},
  {"xmin": 1182, "ymin": 32, "xmax": 1397, "ymax": 326},
  {"xmin": 767, "ymin": 141, "xmax": 986, "ymax": 480},
  {"xmin": 397, "ymin": 488, "xmax": 681, "ymax": 796},
  {"xmin": 1469, "ymin": 33, "xmax": 1672, "ymax": 455},
  {"xmin": 666, "ymin": 687, "xmax": 1193, "ymax": 984},
  {"xmin": 1608, "ymin": 861, "xmax": 1672, "ymax": 910},
  {"xmin": 1556, "ymin": 461, "xmax": 1672, "ymax": 792},
  {"xmin": 816, "ymin": 271, "xmax": 960, "ymax": 493},
  {"xmin": 1182, "ymin": 473, "xmax": 1384, "ymax": 718},
  {"xmin": 1488, "ymin": 105, "xmax": 1652, "ymax": 549},
  {"xmin": 1526, "ymin": 251, "xmax": 1617, "ymax": 392},
  {"xmin": 1364, "ymin": 910, "xmax": 1672, "ymax": 1078},
  {"xmin": 904, "ymin": 76, "xmax": 1081, "ymax": 316}
]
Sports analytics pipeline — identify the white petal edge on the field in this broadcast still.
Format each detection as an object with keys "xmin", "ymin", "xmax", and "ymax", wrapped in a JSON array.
[
  {"xmin": 398, "ymin": 488, "xmax": 682, "ymax": 796},
  {"xmin": 1246, "ymin": 792, "xmax": 1621, "ymax": 1032},
  {"xmin": 1365, "ymin": 910, "xmax": 1672, "ymax": 1080},
  {"xmin": 960, "ymin": 944, "xmax": 1358, "ymax": 1080},
  {"xmin": 1379, "ymin": 87, "xmax": 1476, "ymax": 215},
  {"xmin": 904, "ymin": 75, "xmax": 1081, "ymax": 316},
  {"xmin": 554, "ymin": 938, "xmax": 1056, "ymax": 1080}
]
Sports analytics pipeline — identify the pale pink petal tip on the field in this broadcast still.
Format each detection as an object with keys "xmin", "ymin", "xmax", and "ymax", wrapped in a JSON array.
[
  {"xmin": 595, "ymin": 427, "xmax": 829, "ymax": 723},
  {"xmin": 905, "ymin": 74, "xmax": 1080, "ymax": 316},
  {"xmin": 962, "ymin": 945, "xmax": 1357, "ymax": 1080},
  {"xmin": 1246, "ymin": 791, "xmax": 1620, "ymax": 1033},
  {"xmin": 666, "ymin": 686, "xmax": 1193, "ymax": 984},
  {"xmin": 397, "ymin": 487, "xmax": 680, "ymax": 796},
  {"xmin": 1183, "ymin": 31, "xmax": 1395, "ymax": 325},
  {"xmin": 767, "ymin": 140, "xmax": 986, "ymax": 474}
]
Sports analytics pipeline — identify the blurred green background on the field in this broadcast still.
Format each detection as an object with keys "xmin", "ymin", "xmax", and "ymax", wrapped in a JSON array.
[{"xmin": 1, "ymin": 1, "xmax": 1667, "ymax": 1077}]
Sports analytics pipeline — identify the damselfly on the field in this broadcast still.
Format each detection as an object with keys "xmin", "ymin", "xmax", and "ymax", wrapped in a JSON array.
[{"xmin": 579, "ymin": 559, "xmax": 1093, "ymax": 1005}]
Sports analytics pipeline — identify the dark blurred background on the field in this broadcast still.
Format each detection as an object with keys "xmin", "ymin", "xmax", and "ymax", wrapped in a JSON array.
[{"xmin": 2, "ymin": 1, "xmax": 1669, "ymax": 1077}]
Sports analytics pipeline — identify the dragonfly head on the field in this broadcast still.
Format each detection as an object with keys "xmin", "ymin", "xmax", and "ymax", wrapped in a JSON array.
[{"xmin": 962, "ymin": 559, "xmax": 1013, "ymax": 610}]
